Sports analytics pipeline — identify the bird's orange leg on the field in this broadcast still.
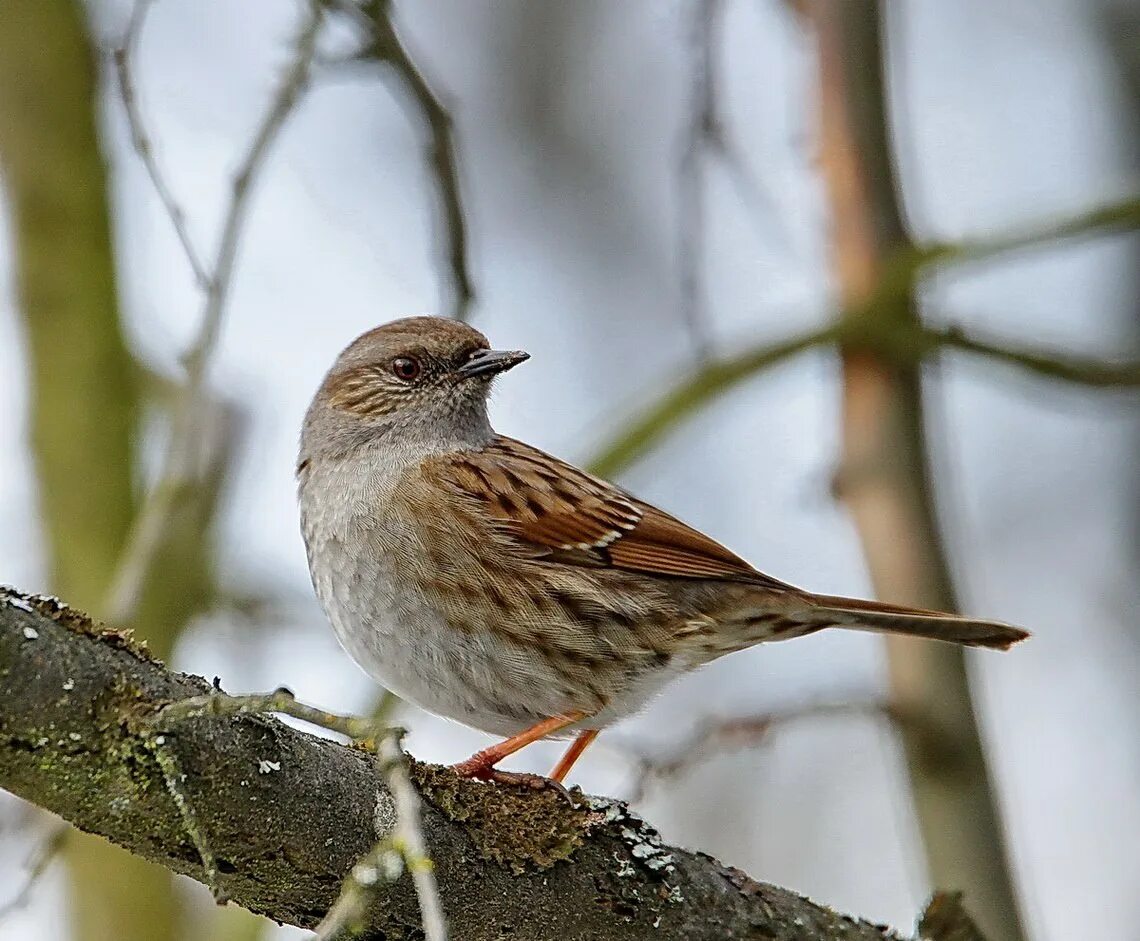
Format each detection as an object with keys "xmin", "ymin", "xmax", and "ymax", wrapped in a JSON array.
[
  {"xmin": 549, "ymin": 729, "xmax": 599, "ymax": 783},
  {"xmin": 453, "ymin": 711, "xmax": 587, "ymax": 783}
]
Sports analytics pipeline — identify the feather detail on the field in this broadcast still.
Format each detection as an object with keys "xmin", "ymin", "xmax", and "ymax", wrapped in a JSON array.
[
  {"xmin": 802, "ymin": 593, "xmax": 1030, "ymax": 650},
  {"xmin": 428, "ymin": 436, "xmax": 796, "ymax": 591}
]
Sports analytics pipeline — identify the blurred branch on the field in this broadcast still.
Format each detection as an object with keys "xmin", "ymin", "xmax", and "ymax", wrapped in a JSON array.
[
  {"xmin": 0, "ymin": 820, "xmax": 69, "ymax": 921},
  {"xmin": 1098, "ymin": 1, "xmax": 1140, "ymax": 633},
  {"xmin": 113, "ymin": 0, "xmax": 209, "ymax": 290},
  {"xmin": 334, "ymin": 0, "xmax": 475, "ymax": 322},
  {"xmin": 918, "ymin": 195, "xmax": 1140, "ymax": 271},
  {"xmin": 677, "ymin": 0, "xmax": 790, "ymax": 357},
  {"xmin": 589, "ymin": 324, "xmax": 842, "ymax": 477},
  {"xmin": 623, "ymin": 700, "xmax": 896, "ymax": 804},
  {"xmin": 105, "ymin": 0, "xmax": 325, "ymax": 626},
  {"xmin": 930, "ymin": 323, "xmax": 1140, "ymax": 386},
  {"xmin": 809, "ymin": 4, "xmax": 1024, "ymax": 941},
  {"xmin": 588, "ymin": 315, "xmax": 1140, "ymax": 477},
  {"xmin": 0, "ymin": 3, "xmax": 189, "ymax": 937},
  {"xmin": 676, "ymin": 0, "xmax": 723, "ymax": 357},
  {"xmin": 2, "ymin": 590, "xmax": 942, "ymax": 941}
]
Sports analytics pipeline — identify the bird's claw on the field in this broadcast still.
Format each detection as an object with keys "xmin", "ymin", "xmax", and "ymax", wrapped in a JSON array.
[{"xmin": 451, "ymin": 761, "xmax": 573, "ymax": 802}]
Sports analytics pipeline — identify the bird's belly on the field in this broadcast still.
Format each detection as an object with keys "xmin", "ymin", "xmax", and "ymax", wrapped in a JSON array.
[
  {"xmin": 313, "ymin": 548, "xmax": 682, "ymax": 737},
  {"xmin": 301, "ymin": 461, "xmax": 689, "ymax": 738},
  {"xmin": 313, "ymin": 551, "xmax": 575, "ymax": 735}
]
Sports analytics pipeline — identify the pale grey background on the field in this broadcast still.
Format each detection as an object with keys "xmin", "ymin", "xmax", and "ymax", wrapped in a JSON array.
[{"xmin": 1, "ymin": 1, "xmax": 1137, "ymax": 938}]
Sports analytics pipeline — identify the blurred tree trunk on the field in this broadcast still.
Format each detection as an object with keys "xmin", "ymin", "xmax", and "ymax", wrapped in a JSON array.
[
  {"xmin": 805, "ymin": 3, "xmax": 1026, "ymax": 941},
  {"xmin": 0, "ymin": 3, "xmax": 225, "ymax": 940},
  {"xmin": 1100, "ymin": 1, "xmax": 1140, "ymax": 634}
]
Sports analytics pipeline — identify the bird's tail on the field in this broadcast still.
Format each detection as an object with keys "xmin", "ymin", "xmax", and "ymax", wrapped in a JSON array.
[{"xmin": 804, "ymin": 593, "xmax": 1029, "ymax": 650}]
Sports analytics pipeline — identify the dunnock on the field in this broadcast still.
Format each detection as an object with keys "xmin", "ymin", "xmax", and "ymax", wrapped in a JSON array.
[{"xmin": 298, "ymin": 317, "xmax": 1027, "ymax": 783}]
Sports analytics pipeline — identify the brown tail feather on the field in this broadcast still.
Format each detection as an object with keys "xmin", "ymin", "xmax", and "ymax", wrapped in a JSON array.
[{"xmin": 807, "ymin": 593, "xmax": 1030, "ymax": 650}]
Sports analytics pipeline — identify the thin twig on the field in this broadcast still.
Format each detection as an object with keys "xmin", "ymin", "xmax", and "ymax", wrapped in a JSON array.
[
  {"xmin": 676, "ymin": 0, "xmax": 789, "ymax": 357},
  {"xmin": 153, "ymin": 689, "xmax": 446, "ymax": 940},
  {"xmin": 331, "ymin": 0, "xmax": 474, "ymax": 321},
  {"xmin": 0, "ymin": 820, "xmax": 69, "ymax": 921},
  {"xmin": 624, "ymin": 700, "xmax": 896, "ymax": 804},
  {"xmin": 376, "ymin": 731, "xmax": 446, "ymax": 941},
  {"xmin": 587, "ymin": 309, "xmax": 1140, "ymax": 479},
  {"xmin": 154, "ymin": 688, "xmax": 378, "ymax": 744},
  {"xmin": 932, "ymin": 322, "xmax": 1140, "ymax": 387},
  {"xmin": 676, "ymin": 0, "xmax": 721, "ymax": 358},
  {"xmin": 113, "ymin": 0, "xmax": 210, "ymax": 290},
  {"xmin": 312, "ymin": 833, "xmax": 404, "ymax": 939},
  {"xmin": 920, "ymin": 195, "xmax": 1140, "ymax": 272},
  {"xmin": 314, "ymin": 729, "xmax": 447, "ymax": 941},
  {"xmin": 105, "ymin": 0, "xmax": 326, "ymax": 626},
  {"xmin": 588, "ymin": 323, "xmax": 843, "ymax": 477}
]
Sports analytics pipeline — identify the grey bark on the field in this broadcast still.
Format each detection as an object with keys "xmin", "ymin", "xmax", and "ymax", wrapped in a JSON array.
[{"xmin": 0, "ymin": 588, "xmax": 921, "ymax": 941}]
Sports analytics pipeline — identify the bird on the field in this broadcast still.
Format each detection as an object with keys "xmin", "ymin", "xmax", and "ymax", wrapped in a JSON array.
[{"xmin": 297, "ymin": 316, "xmax": 1028, "ymax": 785}]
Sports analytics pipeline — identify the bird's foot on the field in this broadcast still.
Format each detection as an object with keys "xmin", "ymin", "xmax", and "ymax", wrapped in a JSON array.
[{"xmin": 451, "ymin": 758, "xmax": 571, "ymax": 799}]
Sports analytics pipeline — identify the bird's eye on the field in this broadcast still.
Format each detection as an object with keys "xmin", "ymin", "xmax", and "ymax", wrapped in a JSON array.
[{"xmin": 391, "ymin": 356, "xmax": 422, "ymax": 381}]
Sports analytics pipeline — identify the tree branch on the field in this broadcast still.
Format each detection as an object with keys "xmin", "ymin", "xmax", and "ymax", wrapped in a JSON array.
[
  {"xmin": 808, "ymin": 2, "xmax": 1025, "ymax": 938},
  {"xmin": 621, "ymin": 700, "xmax": 897, "ymax": 805},
  {"xmin": 587, "ymin": 315, "xmax": 1140, "ymax": 478},
  {"xmin": 332, "ymin": 0, "xmax": 475, "ymax": 322},
  {"xmin": 1, "ymin": 588, "xmax": 921, "ymax": 941},
  {"xmin": 105, "ymin": 0, "xmax": 325, "ymax": 627},
  {"xmin": 589, "ymin": 324, "xmax": 843, "ymax": 477},
  {"xmin": 0, "ymin": 820, "xmax": 69, "ymax": 920}
]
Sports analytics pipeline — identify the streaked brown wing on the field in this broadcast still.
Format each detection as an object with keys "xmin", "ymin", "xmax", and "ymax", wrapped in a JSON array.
[{"xmin": 432, "ymin": 436, "xmax": 794, "ymax": 591}]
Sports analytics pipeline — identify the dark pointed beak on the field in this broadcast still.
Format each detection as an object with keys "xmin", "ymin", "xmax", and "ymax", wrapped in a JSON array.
[{"xmin": 458, "ymin": 348, "xmax": 530, "ymax": 379}]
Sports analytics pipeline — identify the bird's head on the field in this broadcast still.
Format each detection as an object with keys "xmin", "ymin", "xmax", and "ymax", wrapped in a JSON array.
[{"xmin": 303, "ymin": 316, "xmax": 528, "ymax": 459}]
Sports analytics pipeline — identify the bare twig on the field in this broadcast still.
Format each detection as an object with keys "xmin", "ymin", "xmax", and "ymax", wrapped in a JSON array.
[
  {"xmin": 919, "ymin": 196, "xmax": 1140, "ymax": 272},
  {"xmin": 330, "ymin": 0, "xmax": 474, "ymax": 321},
  {"xmin": 377, "ymin": 731, "xmax": 446, "ymax": 941},
  {"xmin": 314, "ymin": 729, "xmax": 447, "ymax": 941},
  {"xmin": 587, "ymin": 313, "xmax": 1140, "ymax": 479},
  {"xmin": 312, "ymin": 832, "xmax": 404, "ymax": 939},
  {"xmin": 589, "ymin": 323, "xmax": 843, "ymax": 477},
  {"xmin": 931, "ymin": 321, "xmax": 1140, "ymax": 386},
  {"xmin": 113, "ymin": 0, "xmax": 209, "ymax": 290},
  {"xmin": 105, "ymin": 0, "xmax": 326, "ymax": 626},
  {"xmin": 624, "ymin": 700, "xmax": 896, "ymax": 804},
  {"xmin": 676, "ymin": 0, "xmax": 722, "ymax": 358},
  {"xmin": 153, "ymin": 689, "xmax": 446, "ymax": 940},
  {"xmin": 0, "ymin": 819, "xmax": 69, "ymax": 921},
  {"xmin": 677, "ymin": 0, "xmax": 789, "ymax": 357},
  {"xmin": 154, "ymin": 688, "xmax": 378, "ymax": 744}
]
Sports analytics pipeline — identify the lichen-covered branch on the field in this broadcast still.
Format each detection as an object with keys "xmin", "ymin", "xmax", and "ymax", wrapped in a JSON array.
[
  {"xmin": 0, "ymin": 3, "xmax": 209, "ymax": 937},
  {"xmin": 1, "ymin": 588, "xmax": 919, "ymax": 941}
]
